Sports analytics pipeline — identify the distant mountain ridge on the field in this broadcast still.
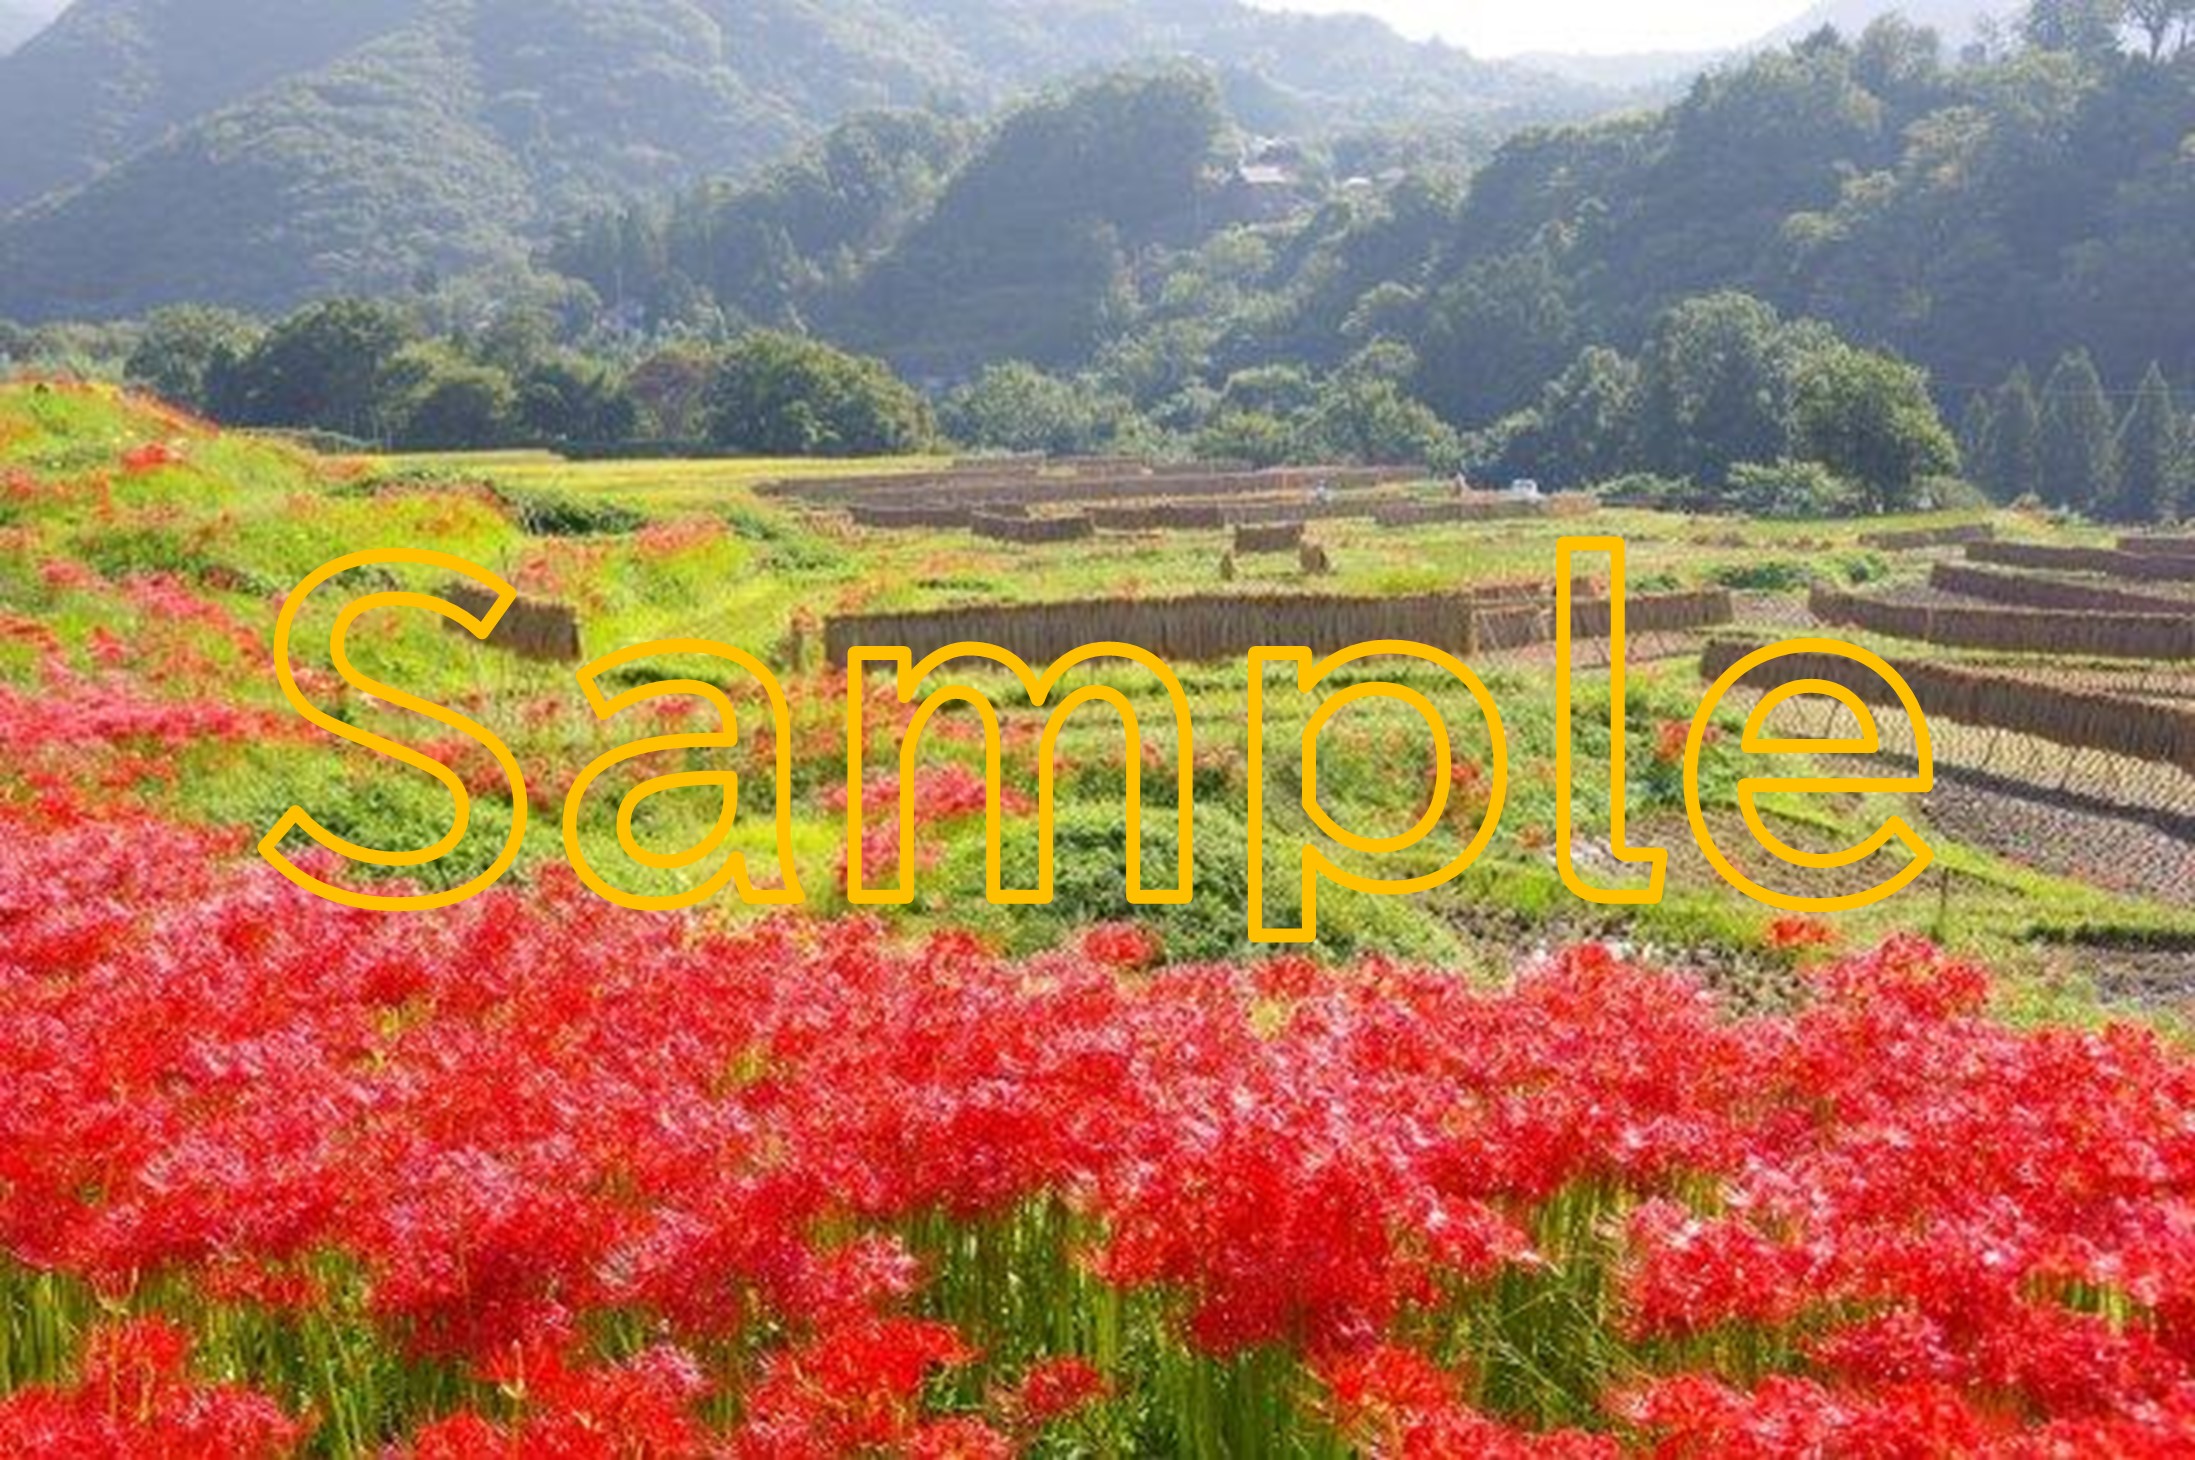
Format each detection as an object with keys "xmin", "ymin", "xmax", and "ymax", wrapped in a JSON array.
[
  {"xmin": 0, "ymin": 0, "xmax": 66, "ymax": 54},
  {"xmin": 0, "ymin": 0, "xmax": 1613, "ymax": 319}
]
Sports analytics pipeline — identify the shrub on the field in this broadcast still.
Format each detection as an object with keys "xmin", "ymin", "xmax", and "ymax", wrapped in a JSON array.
[
  {"xmin": 1593, "ymin": 472, "xmax": 1693, "ymax": 504},
  {"xmin": 499, "ymin": 486, "xmax": 647, "ymax": 537},
  {"xmin": 1725, "ymin": 459, "xmax": 1860, "ymax": 519},
  {"xmin": 1709, "ymin": 559, "xmax": 1814, "ymax": 592}
]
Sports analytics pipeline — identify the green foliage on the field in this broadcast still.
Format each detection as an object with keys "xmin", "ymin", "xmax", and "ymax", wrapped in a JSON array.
[
  {"xmin": 2125, "ymin": 0, "xmax": 2195, "ymax": 58},
  {"xmin": 1277, "ymin": 343, "xmax": 1463, "ymax": 469},
  {"xmin": 16, "ymin": 12, "xmax": 2195, "ymax": 486},
  {"xmin": 550, "ymin": 110, "xmax": 977, "ymax": 333},
  {"xmin": 625, "ymin": 343, "xmax": 718, "ymax": 441},
  {"xmin": 1709, "ymin": 557, "xmax": 1817, "ymax": 592},
  {"xmin": 2023, "ymin": 0, "xmax": 2130, "ymax": 57},
  {"xmin": 1492, "ymin": 292, "xmax": 1951, "ymax": 511},
  {"xmin": 952, "ymin": 801, "xmax": 1258, "ymax": 964},
  {"xmin": 1193, "ymin": 411, "xmax": 1299, "ymax": 469},
  {"xmin": 1376, "ymin": 25, "xmax": 2195, "ymax": 458},
  {"xmin": 1526, "ymin": 347, "xmax": 1641, "ymax": 490},
  {"xmin": 1217, "ymin": 365, "xmax": 1317, "ymax": 418},
  {"xmin": 1790, "ymin": 343, "xmax": 1959, "ymax": 512},
  {"xmin": 1725, "ymin": 458, "xmax": 1862, "ymax": 519},
  {"xmin": 211, "ymin": 299, "xmax": 418, "ymax": 441},
  {"xmin": 497, "ymin": 487, "xmax": 647, "ymax": 539},
  {"xmin": 122, "ymin": 306, "xmax": 262, "ymax": 414},
  {"xmin": 705, "ymin": 331, "xmax": 934, "ymax": 457},
  {"xmin": 1921, "ymin": 473, "xmax": 1994, "ymax": 510},
  {"xmin": 835, "ymin": 69, "xmax": 1226, "ymax": 377},
  {"xmin": 514, "ymin": 358, "xmax": 640, "ymax": 448},
  {"xmin": 1979, "ymin": 366, "xmax": 2045, "ymax": 503},
  {"xmin": 385, "ymin": 346, "xmax": 517, "ymax": 453},
  {"xmin": 2038, "ymin": 347, "xmax": 2118, "ymax": 510},
  {"xmin": 1636, "ymin": 293, "xmax": 1806, "ymax": 483},
  {"xmin": 1593, "ymin": 471, "xmax": 1697, "ymax": 503},
  {"xmin": 0, "ymin": 0, "xmax": 1605, "ymax": 320},
  {"xmin": 940, "ymin": 362, "xmax": 1142, "ymax": 456},
  {"xmin": 69, "ymin": 525, "xmax": 226, "ymax": 583},
  {"xmin": 1415, "ymin": 245, "xmax": 1579, "ymax": 426},
  {"xmin": 2113, "ymin": 361, "xmax": 2182, "ymax": 523}
]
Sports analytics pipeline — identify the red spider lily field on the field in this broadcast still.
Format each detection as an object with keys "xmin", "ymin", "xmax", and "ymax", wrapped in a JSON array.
[{"xmin": 9, "ymin": 382, "xmax": 2195, "ymax": 1457}]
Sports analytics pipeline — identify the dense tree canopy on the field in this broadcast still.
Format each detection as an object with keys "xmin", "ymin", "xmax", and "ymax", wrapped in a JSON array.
[{"xmin": 705, "ymin": 332, "xmax": 934, "ymax": 457}]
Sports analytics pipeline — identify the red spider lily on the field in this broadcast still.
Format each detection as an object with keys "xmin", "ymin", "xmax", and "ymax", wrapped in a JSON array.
[
  {"xmin": 1654, "ymin": 717, "xmax": 1721, "ymax": 765},
  {"xmin": 120, "ymin": 442, "xmax": 187, "ymax": 475},
  {"xmin": 0, "ymin": 1318, "xmax": 306, "ymax": 1457},
  {"xmin": 633, "ymin": 515, "xmax": 726, "ymax": 559},
  {"xmin": 1081, "ymin": 921, "xmax": 1162, "ymax": 971},
  {"xmin": 823, "ymin": 763, "xmax": 1035, "ymax": 822},
  {"xmin": 733, "ymin": 1318, "xmax": 979, "ymax": 1455},
  {"xmin": 402, "ymin": 1345, "xmax": 709, "ymax": 1459},
  {"xmin": 1423, "ymin": 758, "xmax": 1491, "ymax": 824},
  {"xmin": 9, "ymin": 805, "xmax": 2195, "ymax": 1452},
  {"xmin": 40, "ymin": 556, "xmax": 105, "ymax": 590},
  {"xmin": 996, "ymin": 1355, "xmax": 1108, "ymax": 1427},
  {"xmin": 1321, "ymin": 1345, "xmax": 1619, "ymax": 1458},
  {"xmin": 1765, "ymin": 915, "xmax": 1837, "ymax": 952},
  {"xmin": 1620, "ymin": 1199, "xmax": 1815, "ymax": 1339}
]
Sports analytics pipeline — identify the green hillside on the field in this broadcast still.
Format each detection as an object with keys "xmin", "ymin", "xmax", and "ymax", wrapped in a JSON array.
[{"xmin": 0, "ymin": 0, "xmax": 1607, "ymax": 319}]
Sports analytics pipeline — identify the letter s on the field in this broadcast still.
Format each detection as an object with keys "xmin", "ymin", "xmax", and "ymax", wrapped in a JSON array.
[{"xmin": 260, "ymin": 549, "xmax": 529, "ymax": 911}]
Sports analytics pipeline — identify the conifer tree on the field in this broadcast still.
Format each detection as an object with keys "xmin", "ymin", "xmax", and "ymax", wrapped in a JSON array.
[
  {"xmin": 1984, "ymin": 365, "xmax": 2043, "ymax": 502},
  {"xmin": 2115, "ymin": 362, "xmax": 2181, "ymax": 524},
  {"xmin": 1958, "ymin": 390, "xmax": 1994, "ymax": 475},
  {"xmin": 2038, "ymin": 349, "xmax": 2116, "ymax": 511}
]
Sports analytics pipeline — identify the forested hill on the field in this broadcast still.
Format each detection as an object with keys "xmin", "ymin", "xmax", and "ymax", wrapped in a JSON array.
[
  {"xmin": 0, "ymin": 0, "xmax": 1607, "ymax": 319},
  {"xmin": 1397, "ymin": 16, "xmax": 2195, "ymax": 428},
  {"xmin": 547, "ymin": 17, "xmax": 2195, "ymax": 419}
]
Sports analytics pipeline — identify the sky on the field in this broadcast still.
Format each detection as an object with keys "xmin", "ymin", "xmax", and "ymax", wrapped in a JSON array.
[{"xmin": 1248, "ymin": 0, "xmax": 1811, "ymax": 56}]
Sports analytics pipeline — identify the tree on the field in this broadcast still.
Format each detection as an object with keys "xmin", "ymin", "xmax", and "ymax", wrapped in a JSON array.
[
  {"xmin": 706, "ymin": 332, "xmax": 933, "ymax": 457},
  {"xmin": 2114, "ymin": 361, "xmax": 2181, "ymax": 522},
  {"xmin": 627, "ymin": 343, "xmax": 717, "ymax": 440},
  {"xmin": 1983, "ymin": 366, "xmax": 2044, "ymax": 502},
  {"xmin": 515, "ymin": 358, "xmax": 640, "ymax": 446},
  {"xmin": 2038, "ymin": 349, "xmax": 2118, "ymax": 509},
  {"xmin": 1217, "ymin": 365, "xmax": 1317, "ymax": 419},
  {"xmin": 1636, "ymin": 293, "xmax": 1798, "ymax": 484},
  {"xmin": 1791, "ymin": 344, "xmax": 1960, "ymax": 512},
  {"xmin": 2124, "ymin": 0, "xmax": 2192, "ymax": 54},
  {"xmin": 2022, "ymin": 0, "xmax": 2129, "ymax": 57},
  {"xmin": 1414, "ymin": 243, "xmax": 1578, "ymax": 427},
  {"xmin": 1193, "ymin": 410, "xmax": 1298, "ymax": 468},
  {"xmin": 387, "ymin": 347, "xmax": 517, "ymax": 451},
  {"xmin": 1958, "ymin": 391, "xmax": 1995, "ymax": 471},
  {"xmin": 1854, "ymin": 16, "xmax": 1948, "ymax": 107},
  {"xmin": 472, "ymin": 302, "xmax": 560, "ymax": 375},
  {"xmin": 1528, "ymin": 346, "xmax": 1641, "ymax": 489},
  {"xmin": 211, "ymin": 299, "xmax": 418, "ymax": 441},
  {"xmin": 123, "ymin": 306, "xmax": 262, "ymax": 415},
  {"xmin": 1298, "ymin": 369, "xmax": 1460, "ymax": 469},
  {"xmin": 940, "ymin": 362, "xmax": 1137, "ymax": 456}
]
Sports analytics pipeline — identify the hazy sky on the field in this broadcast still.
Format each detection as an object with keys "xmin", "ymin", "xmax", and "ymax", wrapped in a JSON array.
[{"xmin": 1250, "ymin": 0, "xmax": 1809, "ymax": 56}]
